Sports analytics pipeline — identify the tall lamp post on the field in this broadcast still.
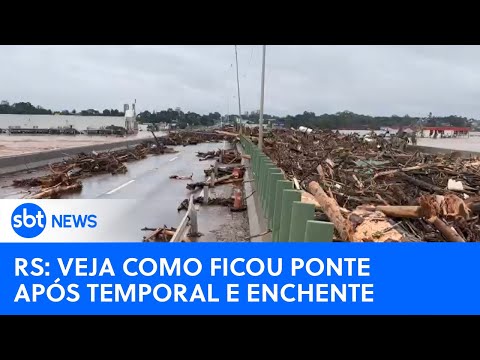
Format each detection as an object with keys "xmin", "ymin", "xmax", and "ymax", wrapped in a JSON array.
[
  {"xmin": 258, "ymin": 45, "xmax": 266, "ymax": 150},
  {"xmin": 234, "ymin": 45, "xmax": 242, "ymax": 134}
]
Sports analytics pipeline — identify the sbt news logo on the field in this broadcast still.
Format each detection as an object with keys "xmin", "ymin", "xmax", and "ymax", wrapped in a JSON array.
[{"xmin": 11, "ymin": 203, "xmax": 97, "ymax": 238}]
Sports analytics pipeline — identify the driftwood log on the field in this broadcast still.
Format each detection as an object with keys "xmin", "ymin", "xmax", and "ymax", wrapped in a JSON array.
[
  {"xmin": 308, "ymin": 181, "xmax": 351, "ymax": 242},
  {"xmin": 30, "ymin": 183, "xmax": 82, "ymax": 199},
  {"xmin": 143, "ymin": 227, "xmax": 176, "ymax": 242},
  {"xmin": 426, "ymin": 216, "xmax": 465, "ymax": 242},
  {"xmin": 214, "ymin": 130, "xmax": 238, "ymax": 137},
  {"xmin": 396, "ymin": 172, "xmax": 446, "ymax": 194},
  {"xmin": 375, "ymin": 205, "xmax": 424, "ymax": 218},
  {"xmin": 373, "ymin": 163, "xmax": 441, "ymax": 180}
]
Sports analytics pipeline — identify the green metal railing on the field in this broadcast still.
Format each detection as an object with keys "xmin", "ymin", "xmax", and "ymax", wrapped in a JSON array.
[{"xmin": 240, "ymin": 135, "xmax": 334, "ymax": 242}]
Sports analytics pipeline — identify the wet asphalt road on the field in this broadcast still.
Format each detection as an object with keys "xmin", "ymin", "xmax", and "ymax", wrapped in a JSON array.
[{"xmin": 1, "ymin": 141, "xmax": 227, "ymax": 241}]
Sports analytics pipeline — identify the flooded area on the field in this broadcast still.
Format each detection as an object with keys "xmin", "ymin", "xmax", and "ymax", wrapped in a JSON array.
[
  {"xmin": 0, "ymin": 140, "xmax": 249, "ymax": 242},
  {"xmin": 339, "ymin": 129, "xmax": 480, "ymax": 153},
  {"xmin": 1, "ymin": 121, "xmax": 480, "ymax": 160}
]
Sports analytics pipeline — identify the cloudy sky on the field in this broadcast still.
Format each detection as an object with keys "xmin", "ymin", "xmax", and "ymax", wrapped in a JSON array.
[{"xmin": 1, "ymin": 45, "xmax": 480, "ymax": 118}]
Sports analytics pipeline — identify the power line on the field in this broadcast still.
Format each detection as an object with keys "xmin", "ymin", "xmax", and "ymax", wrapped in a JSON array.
[{"xmin": 243, "ymin": 45, "xmax": 255, "ymax": 80}]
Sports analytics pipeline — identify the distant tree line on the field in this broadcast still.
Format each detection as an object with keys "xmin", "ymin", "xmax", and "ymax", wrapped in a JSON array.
[
  {"xmin": 276, "ymin": 111, "xmax": 475, "ymax": 130},
  {"xmin": 0, "ymin": 101, "xmax": 53, "ymax": 115},
  {"xmin": 0, "ymin": 101, "xmax": 124, "ymax": 117},
  {"xmin": 1, "ymin": 100, "xmax": 478, "ymax": 130},
  {"xmin": 228, "ymin": 110, "xmax": 475, "ymax": 130},
  {"xmin": 137, "ymin": 108, "xmax": 222, "ymax": 128}
]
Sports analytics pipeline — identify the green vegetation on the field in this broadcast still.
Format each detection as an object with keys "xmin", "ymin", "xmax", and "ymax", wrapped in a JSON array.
[
  {"xmin": 138, "ymin": 109, "xmax": 475, "ymax": 130},
  {"xmin": 0, "ymin": 101, "xmax": 52, "ymax": 115},
  {"xmin": 137, "ymin": 109, "xmax": 221, "ymax": 128},
  {"xmin": 1, "ymin": 100, "xmax": 477, "ymax": 130},
  {"xmin": 276, "ymin": 111, "xmax": 474, "ymax": 130},
  {"xmin": 0, "ymin": 101, "xmax": 124, "ymax": 117}
]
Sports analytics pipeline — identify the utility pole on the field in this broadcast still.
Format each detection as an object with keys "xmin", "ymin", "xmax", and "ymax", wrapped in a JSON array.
[
  {"xmin": 234, "ymin": 45, "xmax": 242, "ymax": 133},
  {"xmin": 258, "ymin": 45, "xmax": 266, "ymax": 150}
]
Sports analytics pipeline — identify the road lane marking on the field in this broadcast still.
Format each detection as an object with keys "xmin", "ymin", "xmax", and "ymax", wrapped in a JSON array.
[
  {"xmin": 105, "ymin": 180, "xmax": 135, "ymax": 195},
  {"xmin": 169, "ymin": 156, "xmax": 178, "ymax": 162}
]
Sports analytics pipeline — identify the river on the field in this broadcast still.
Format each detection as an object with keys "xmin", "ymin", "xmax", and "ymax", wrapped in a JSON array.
[
  {"xmin": 338, "ymin": 129, "xmax": 480, "ymax": 153},
  {"xmin": 1, "ymin": 114, "xmax": 480, "ymax": 153}
]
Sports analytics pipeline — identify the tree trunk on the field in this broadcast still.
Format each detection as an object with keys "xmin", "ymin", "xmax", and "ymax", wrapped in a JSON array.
[
  {"xmin": 375, "ymin": 205, "xmax": 423, "ymax": 218},
  {"xmin": 396, "ymin": 172, "xmax": 445, "ymax": 193},
  {"xmin": 426, "ymin": 216, "xmax": 465, "ymax": 242},
  {"xmin": 144, "ymin": 228, "xmax": 176, "ymax": 242},
  {"xmin": 308, "ymin": 181, "xmax": 351, "ymax": 241},
  {"xmin": 30, "ymin": 183, "xmax": 82, "ymax": 199}
]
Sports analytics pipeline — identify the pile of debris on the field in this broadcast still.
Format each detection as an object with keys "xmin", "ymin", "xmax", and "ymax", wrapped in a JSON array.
[
  {"xmin": 141, "ymin": 226, "xmax": 177, "ymax": 242},
  {"xmin": 185, "ymin": 169, "xmax": 245, "ymax": 191},
  {"xmin": 254, "ymin": 128, "xmax": 480, "ymax": 242},
  {"xmin": 204, "ymin": 164, "xmax": 243, "ymax": 177},
  {"xmin": 197, "ymin": 150, "xmax": 220, "ymax": 161},
  {"xmin": 220, "ymin": 149, "xmax": 242, "ymax": 164},
  {"xmin": 163, "ymin": 130, "xmax": 233, "ymax": 146},
  {"xmin": 12, "ymin": 140, "xmax": 177, "ymax": 199},
  {"xmin": 177, "ymin": 196, "xmax": 234, "ymax": 211}
]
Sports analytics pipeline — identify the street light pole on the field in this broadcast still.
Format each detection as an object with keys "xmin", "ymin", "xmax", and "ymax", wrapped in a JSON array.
[
  {"xmin": 234, "ymin": 45, "xmax": 242, "ymax": 133},
  {"xmin": 258, "ymin": 45, "xmax": 266, "ymax": 150}
]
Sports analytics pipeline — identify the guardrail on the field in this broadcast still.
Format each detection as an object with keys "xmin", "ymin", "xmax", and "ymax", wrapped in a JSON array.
[
  {"xmin": 169, "ymin": 163, "xmax": 218, "ymax": 242},
  {"xmin": 239, "ymin": 135, "xmax": 334, "ymax": 242},
  {"xmin": 170, "ymin": 195, "xmax": 198, "ymax": 242}
]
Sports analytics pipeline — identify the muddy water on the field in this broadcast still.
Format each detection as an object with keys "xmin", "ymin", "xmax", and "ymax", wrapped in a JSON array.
[{"xmin": 338, "ymin": 130, "xmax": 480, "ymax": 152}]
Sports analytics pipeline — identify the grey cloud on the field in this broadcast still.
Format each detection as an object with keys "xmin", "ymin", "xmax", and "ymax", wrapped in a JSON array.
[{"xmin": 1, "ymin": 45, "xmax": 480, "ymax": 118}]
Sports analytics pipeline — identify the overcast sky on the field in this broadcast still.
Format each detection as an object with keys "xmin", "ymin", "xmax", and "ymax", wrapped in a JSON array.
[{"xmin": 2, "ymin": 45, "xmax": 480, "ymax": 118}]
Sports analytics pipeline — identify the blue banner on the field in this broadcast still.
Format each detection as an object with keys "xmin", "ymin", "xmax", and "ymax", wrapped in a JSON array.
[{"xmin": 0, "ymin": 242, "xmax": 478, "ymax": 315}]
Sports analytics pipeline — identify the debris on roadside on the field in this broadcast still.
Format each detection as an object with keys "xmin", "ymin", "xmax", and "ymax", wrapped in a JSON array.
[
  {"xmin": 11, "ymin": 139, "xmax": 178, "ymax": 199},
  {"xmin": 177, "ymin": 198, "xmax": 192, "ymax": 212},
  {"xmin": 197, "ymin": 150, "xmax": 220, "ymax": 161},
  {"xmin": 177, "ymin": 196, "xmax": 234, "ymax": 211},
  {"xmin": 204, "ymin": 164, "xmax": 245, "ymax": 177},
  {"xmin": 195, "ymin": 148, "xmax": 242, "ymax": 163},
  {"xmin": 220, "ymin": 149, "xmax": 242, "ymax": 164},
  {"xmin": 170, "ymin": 173, "xmax": 193, "ymax": 180},
  {"xmin": 186, "ymin": 173, "xmax": 244, "ymax": 191},
  {"xmin": 163, "ymin": 130, "xmax": 229, "ymax": 146},
  {"xmin": 142, "ymin": 225, "xmax": 177, "ymax": 242}
]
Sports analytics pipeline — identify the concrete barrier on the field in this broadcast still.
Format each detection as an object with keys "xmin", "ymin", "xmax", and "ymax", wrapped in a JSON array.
[{"xmin": 0, "ymin": 138, "xmax": 148, "ymax": 175}]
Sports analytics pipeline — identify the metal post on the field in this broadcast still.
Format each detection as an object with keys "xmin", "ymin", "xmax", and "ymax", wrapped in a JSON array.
[
  {"xmin": 258, "ymin": 45, "xmax": 266, "ymax": 151},
  {"xmin": 188, "ymin": 195, "xmax": 198, "ymax": 235},
  {"xmin": 203, "ymin": 185, "xmax": 209, "ymax": 204},
  {"xmin": 214, "ymin": 160, "xmax": 219, "ymax": 176}
]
